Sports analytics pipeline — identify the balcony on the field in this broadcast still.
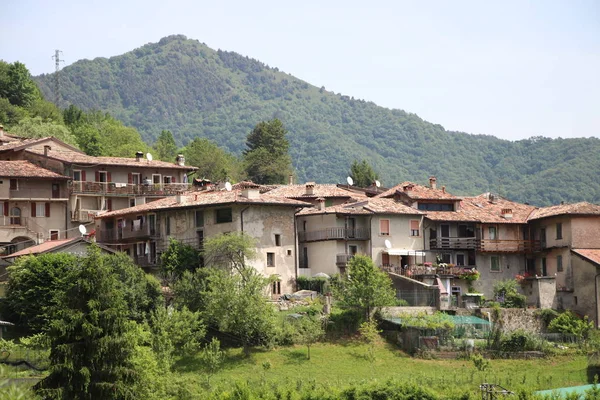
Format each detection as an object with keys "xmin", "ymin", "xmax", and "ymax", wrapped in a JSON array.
[
  {"xmin": 336, "ymin": 253, "xmax": 355, "ymax": 267},
  {"xmin": 298, "ymin": 227, "xmax": 370, "ymax": 242},
  {"xmin": 71, "ymin": 209, "xmax": 101, "ymax": 223},
  {"xmin": 99, "ymin": 225, "xmax": 158, "ymax": 242},
  {"xmin": 70, "ymin": 182, "xmax": 190, "ymax": 196},
  {"xmin": 134, "ymin": 256, "xmax": 158, "ymax": 269},
  {"xmin": 479, "ymin": 239, "xmax": 541, "ymax": 253},
  {"xmin": 429, "ymin": 237, "xmax": 479, "ymax": 250},
  {"xmin": 382, "ymin": 264, "xmax": 470, "ymax": 277}
]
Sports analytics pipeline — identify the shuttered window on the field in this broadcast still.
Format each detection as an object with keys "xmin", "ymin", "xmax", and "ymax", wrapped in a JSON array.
[
  {"xmin": 379, "ymin": 219, "xmax": 390, "ymax": 236},
  {"xmin": 410, "ymin": 220, "xmax": 420, "ymax": 236}
]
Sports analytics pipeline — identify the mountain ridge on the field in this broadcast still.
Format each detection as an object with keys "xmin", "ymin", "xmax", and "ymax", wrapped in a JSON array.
[{"xmin": 34, "ymin": 34, "xmax": 600, "ymax": 206}]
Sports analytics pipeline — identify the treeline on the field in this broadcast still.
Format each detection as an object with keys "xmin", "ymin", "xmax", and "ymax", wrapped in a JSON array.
[{"xmin": 33, "ymin": 35, "xmax": 600, "ymax": 205}]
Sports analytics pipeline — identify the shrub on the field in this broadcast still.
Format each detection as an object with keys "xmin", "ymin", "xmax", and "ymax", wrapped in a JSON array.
[
  {"xmin": 493, "ymin": 279, "xmax": 526, "ymax": 308},
  {"xmin": 548, "ymin": 311, "xmax": 594, "ymax": 340},
  {"xmin": 499, "ymin": 329, "xmax": 544, "ymax": 352}
]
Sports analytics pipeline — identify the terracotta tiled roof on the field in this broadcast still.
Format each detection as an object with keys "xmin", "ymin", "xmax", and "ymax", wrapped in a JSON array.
[
  {"xmin": 571, "ymin": 249, "xmax": 600, "ymax": 266},
  {"xmin": 0, "ymin": 160, "xmax": 70, "ymax": 179},
  {"xmin": 461, "ymin": 194, "xmax": 536, "ymax": 224},
  {"xmin": 527, "ymin": 202, "xmax": 600, "ymax": 221},
  {"xmin": 96, "ymin": 189, "xmax": 312, "ymax": 219},
  {"xmin": 376, "ymin": 181, "xmax": 460, "ymax": 201},
  {"xmin": 424, "ymin": 210, "xmax": 478, "ymax": 222},
  {"xmin": 26, "ymin": 148, "xmax": 197, "ymax": 170},
  {"xmin": 0, "ymin": 137, "xmax": 53, "ymax": 152},
  {"xmin": 231, "ymin": 181, "xmax": 278, "ymax": 193},
  {"xmin": 267, "ymin": 184, "xmax": 366, "ymax": 199},
  {"xmin": 298, "ymin": 198, "xmax": 422, "ymax": 216},
  {"xmin": 3, "ymin": 237, "xmax": 116, "ymax": 259}
]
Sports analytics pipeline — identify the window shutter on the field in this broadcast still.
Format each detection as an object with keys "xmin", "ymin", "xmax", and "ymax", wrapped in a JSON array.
[
  {"xmin": 82, "ymin": 171, "xmax": 86, "ymax": 181},
  {"xmin": 31, "ymin": 202, "xmax": 36, "ymax": 217},
  {"xmin": 107, "ymin": 172, "xmax": 112, "ymax": 182},
  {"xmin": 380, "ymin": 219, "xmax": 390, "ymax": 235},
  {"xmin": 172, "ymin": 176, "xmax": 176, "ymax": 183},
  {"xmin": 410, "ymin": 220, "xmax": 419, "ymax": 230},
  {"xmin": 107, "ymin": 199, "xmax": 112, "ymax": 211},
  {"xmin": 45, "ymin": 203, "xmax": 50, "ymax": 217},
  {"xmin": 4, "ymin": 202, "xmax": 8, "ymax": 216},
  {"xmin": 95, "ymin": 171, "xmax": 100, "ymax": 182},
  {"xmin": 128, "ymin": 173, "xmax": 133, "ymax": 184}
]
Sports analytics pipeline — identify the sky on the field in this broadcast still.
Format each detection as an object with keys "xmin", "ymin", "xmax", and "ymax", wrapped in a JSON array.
[{"xmin": 2, "ymin": 0, "xmax": 599, "ymax": 140}]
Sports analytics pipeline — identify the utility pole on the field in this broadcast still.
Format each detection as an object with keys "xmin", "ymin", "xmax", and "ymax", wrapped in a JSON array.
[{"xmin": 51, "ymin": 50, "xmax": 64, "ymax": 106}]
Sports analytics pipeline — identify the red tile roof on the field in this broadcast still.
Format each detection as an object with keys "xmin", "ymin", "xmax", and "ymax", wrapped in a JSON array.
[
  {"xmin": 376, "ymin": 181, "xmax": 460, "ymax": 201},
  {"xmin": 571, "ymin": 249, "xmax": 600, "ymax": 266},
  {"xmin": 527, "ymin": 202, "xmax": 600, "ymax": 221},
  {"xmin": 267, "ymin": 184, "xmax": 366, "ymax": 199},
  {"xmin": 231, "ymin": 181, "xmax": 278, "ymax": 193},
  {"xmin": 0, "ymin": 137, "xmax": 53, "ymax": 152},
  {"xmin": 26, "ymin": 148, "xmax": 197, "ymax": 170},
  {"xmin": 96, "ymin": 189, "xmax": 312, "ymax": 219},
  {"xmin": 0, "ymin": 160, "xmax": 70, "ymax": 179},
  {"xmin": 3, "ymin": 237, "xmax": 116, "ymax": 259},
  {"xmin": 298, "ymin": 198, "xmax": 422, "ymax": 216}
]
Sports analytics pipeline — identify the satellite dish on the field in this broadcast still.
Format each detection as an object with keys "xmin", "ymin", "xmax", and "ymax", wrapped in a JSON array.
[
  {"xmin": 146, "ymin": 153, "xmax": 153, "ymax": 161},
  {"xmin": 384, "ymin": 239, "xmax": 392, "ymax": 249},
  {"xmin": 347, "ymin": 176, "xmax": 354, "ymax": 186},
  {"xmin": 78, "ymin": 224, "xmax": 87, "ymax": 235},
  {"xmin": 224, "ymin": 182, "xmax": 232, "ymax": 192},
  {"xmin": 375, "ymin": 180, "xmax": 381, "ymax": 188}
]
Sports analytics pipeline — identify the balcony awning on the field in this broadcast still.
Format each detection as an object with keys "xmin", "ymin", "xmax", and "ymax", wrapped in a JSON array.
[{"xmin": 384, "ymin": 249, "xmax": 426, "ymax": 256}]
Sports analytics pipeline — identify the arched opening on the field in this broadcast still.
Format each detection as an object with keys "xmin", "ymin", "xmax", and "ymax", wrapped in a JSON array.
[{"xmin": 9, "ymin": 207, "xmax": 21, "ymax": 226}]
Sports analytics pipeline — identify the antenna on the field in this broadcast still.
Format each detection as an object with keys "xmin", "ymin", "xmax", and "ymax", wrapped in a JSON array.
[
  {"xmin": 78, "ymin": 224, "xmax": 87, "ymax": 236},
  {"xmin": 375, "ymin": 180, "xmax": 381, "ymax": 188},
  {"xmin": 384, "ymin": 239, "xmax": 392, "ymax": 249},
  {"xmin": 146, "ymin": 153, "xmax": 153, "ymax": 162},
  {"xmin": 51, "ymin": 50, "xmax": 64, "ymax": 106},
  {"xmin": 346, "ymin": 176, "xmax": 354, "ymax": 186},
  {"xmin": 224, "ymin": 182, "xmax": 232, "ymax": 191}
]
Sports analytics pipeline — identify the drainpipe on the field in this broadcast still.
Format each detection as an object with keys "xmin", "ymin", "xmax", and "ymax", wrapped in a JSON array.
[
  {"xmin": 294, "ymin": 208, "xmax": 301, "ymax": 290},
  {"xmin": 368, "ymin": 215, "xmax": 373, "ymax": 258},
  {"xmin": 596, "ymin": 272, "xmax": 600, "ymax": 329},
  {"xmin": 240, "ymin": 206, "xmax": 250, "ymax": 233}
]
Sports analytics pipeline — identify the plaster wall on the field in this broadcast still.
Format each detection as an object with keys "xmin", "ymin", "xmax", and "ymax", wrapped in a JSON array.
[
  {"xmin": 571, "ymin": 217, "xmax": 600, "ymax": 249},
  {"xmin": 473, "ymin": 253, "xmax": 525, "ymax": 298},
  {"xmin": 570, "ymin": 254, "xmax": 600, "ymax": 327}
]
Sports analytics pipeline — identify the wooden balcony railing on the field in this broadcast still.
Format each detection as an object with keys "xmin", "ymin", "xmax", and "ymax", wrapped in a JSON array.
[
  {"xmin": 336, "ymin": 253, "xmax": 355, "ymax": 266},
  {"xmin": 70, "ymin": 182, "xmax": 190, "ymax": 196},
  {"xmin": 429, "ymin": 237, "xmax": 479, "ymax": 250},
  {"xmin": 298, "ymin": 227, "xmax": 370, "ymax": 242},
  {"xmin": 382, "ymin": 264, "xmax": 474, "ymax": 277},
  {"xmin": 479, "ymin": 239, "xmax": 541, "ymax": 253}
]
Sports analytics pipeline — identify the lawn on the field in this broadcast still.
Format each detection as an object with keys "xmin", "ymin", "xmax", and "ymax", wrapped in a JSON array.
[{"xmin": 172, "ymin": 341, "xmax": 589, "ymax": 397}]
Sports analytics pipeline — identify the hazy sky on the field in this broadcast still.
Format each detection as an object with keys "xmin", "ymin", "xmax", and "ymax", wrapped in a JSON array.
[{"xmin": 2, "ymin": 0, "xmax": 599, "ymax": 140}]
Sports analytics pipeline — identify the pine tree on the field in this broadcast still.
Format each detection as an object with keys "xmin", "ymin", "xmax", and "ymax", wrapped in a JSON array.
[{"xmin": 243, "ymin": 119, "xmax": 293, "ymax": 184}]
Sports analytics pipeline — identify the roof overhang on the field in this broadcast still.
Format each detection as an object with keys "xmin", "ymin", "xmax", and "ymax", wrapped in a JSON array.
[{"xmin": 384, "ymin": 249, "xmax": 426, "ymax": 256}]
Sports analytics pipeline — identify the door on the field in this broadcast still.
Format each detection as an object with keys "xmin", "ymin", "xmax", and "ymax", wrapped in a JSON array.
[
  {"xmin": 347, "ymin": 218, "xmax": 356, "ymax": 238},
  {"xmin": 440, "ymin": 225, "xmax": 450, "ymax": 248},
  {"xmin": 148, "ymin": 214, "xmax": 156, "ymax": 236},
  {"xmin": 50, "ymin": 230, "xmax": 59, "ymax": 241},
  {"xmin": 9, "ymin": 207, "xmax": 21, "ymax": 225},
  {"xmin": 52, "ymin": 183, "xmax": 60, "ymax": 198}
]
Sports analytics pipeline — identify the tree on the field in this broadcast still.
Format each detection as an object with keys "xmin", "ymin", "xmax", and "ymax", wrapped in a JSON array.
[
  {"xmin": 1, "ymin": 61, "xmax": 39, "ymax": 108},
  {"xmin": 350, "ymin": 159, "xmax": 379, "ymax": 187},
  {"xmin": 203, "ymin": 268, "xmax": 276, "ymax": 356},
  {"xmin": 358, "ymin": 320, "xmax": 381, "ymax": 362},
  {"xmin": 243, "ymin": 119, "xmax": 293, "ymax": 184},
  {"xmin": 292, "ymin": 316, "xmax": 324, "ymax": 360},
  {"xmin": 9, "ymin": 116, "xmax": 78, "ymax": 146},
  {"xmin": 182, "ymin": 137, "xmax": 240, "ymax": 182},
  {"xmin": 202, "ymin": 232, "xmax": 257, "ymax": 280},
  {"xmin": 200, "ymin": 338, "xmax": 224, "ymax": 386},
  {"xmin": 334, "ymin": 255, "xmax": 396, "ymax": 321},
  {"xmin": 160, "ymin": 238, "xmax": 201, "ymax": 283},
  {"xmin": 153, "ymin": 130, "xmax": 178, "ymax": 162},
  {"xmin": 34, "ymin": 246, "xmax": 140, "ymax": 399}
]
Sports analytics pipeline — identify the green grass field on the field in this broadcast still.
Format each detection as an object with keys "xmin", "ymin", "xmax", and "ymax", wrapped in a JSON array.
[{"xmin": 171, "ymin": 341, "xmax": 589, "ymax": 397}]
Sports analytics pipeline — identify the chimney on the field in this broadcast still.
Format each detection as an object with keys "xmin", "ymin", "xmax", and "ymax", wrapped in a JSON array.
[
  {"xmin": 501, "ymin": 208, "xmax": 513, "ymax": 219},
  {"xmin": 135, "ymin": 151, "xmax": 143, "ymax": 162},
  {"xmin": 44, "ymin": 145, "xmax": 51, "ymax": 157},
  {"xmin": 305, "ymin": 182, "xmax": 315, "ymax": 196},
  {"xmin": 441, "ymin": 186, "xmax": 446, "ymax": 194},
  {"xmin": 176, "ymin": 192, "xmax": 183, "ymax": 203},
  {"xmin": 288, "ymin": 175, "xmax": 294, "ymax": 185},
  {"xmin": 429, "ymin": 176, "xmax": 437, "ymax": 190},
  {"xmin": 316, "ymin": 197, "xmax": 326, "ymax": 211},
  {"xmin": 241, "ymin": 183, "xmax": 260, "ymax": 199},
  {"xmin": 0, "ymin": 125, "xmax": 4, "ymax": 137},
  {"xmin": 176, "ymin": 154, "xmax": 185, "ymax": 166}
]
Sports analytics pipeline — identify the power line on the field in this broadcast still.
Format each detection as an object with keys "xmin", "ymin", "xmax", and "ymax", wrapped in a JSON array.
[{"xmin": 51, "ymin": 50, "xmax": 64, "ymax": 106}]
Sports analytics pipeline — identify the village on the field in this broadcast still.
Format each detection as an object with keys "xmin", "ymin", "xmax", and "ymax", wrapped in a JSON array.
[{"xmin": 1, "ymin": 129, "xmax": 599, "ymax": 331}]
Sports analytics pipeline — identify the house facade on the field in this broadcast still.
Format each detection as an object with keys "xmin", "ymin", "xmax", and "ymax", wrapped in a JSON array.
[{"xmin": 95, "ymin": 185, "xmax": 311, "ymax": 296}]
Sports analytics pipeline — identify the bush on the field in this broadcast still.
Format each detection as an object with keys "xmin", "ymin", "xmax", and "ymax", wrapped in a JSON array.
[
  {"xmin": 548, "ymin": 311, "xmax": 594, "ymax": 340},
  {"xmin": 499, "ymin": 329, "xmax": 544, "ymax": 352},
  {"xmin": 493, "ymin": 279, "xmax": 526, "ymax": 308},
  {"xmin": 296, "ymin": 276, "xmax": 329, "ymax": 293}
]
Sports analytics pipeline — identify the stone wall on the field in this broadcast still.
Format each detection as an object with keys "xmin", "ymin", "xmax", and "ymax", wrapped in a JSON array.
[
  {"xmin": 479, "ymin": 308, "xmax": 545, "ymax": 334},
  {"xmin": 382, "ymin": 306, "xmax": 437, "ymax": 317}
]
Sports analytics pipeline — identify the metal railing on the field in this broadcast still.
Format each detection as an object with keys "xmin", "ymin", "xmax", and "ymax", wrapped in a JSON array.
[
  {"xmin": 71, "ymin": 209, "xmax": 100, "ymax": 223},
  {"xmin": 0, "ymin": 216, "xmax": 27, "ymax": 227},
  {"xmin": 382, "ymin": 264, "xmax": 474, "ymax": 277},
  {"xmin": 298, "ymin": 227, "xmax": 370, "ymax": 242},
  {"xmin": 70, "ymin": 182, "xmax": 190, "ymax": 196}
]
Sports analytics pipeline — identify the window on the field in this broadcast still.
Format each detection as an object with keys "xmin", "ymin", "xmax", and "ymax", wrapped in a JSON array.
[
  {"xmin": 149, "ymin": 214, "xmax": 156, "ymax": 235},
  {"xmin": 137, "ymin": 242, "xmax": 146, "ymax": 257},
  {"xmin": 165, "ymin": 216, "xmax": 171, "ymax": 236},
  {"xmin": 441, "ymin": 253, "xmax": 451, "ymax": 264},
  {"xmin": 540, "ymin": 228, "xmax": 546, "ymax": 247},
  {"xmin": 410, "ymin": 220, "xmax": 420, "ymax": 236},
  {"xmin": 9, "ymin": 179, "xmax": 17, "ymax": 190},
  {"xmin": 98, "ymin": 171, "xmax": 107, "ymax": 183},
  {"xmin": 286, "ymin": 249, "xmax": 292, "ymax": 256},
  {"xmin": 556, "ymin": 223, "xmax": 562, "ymax": 240},
  {"xmin": 542, "ymin": 258, "xmax": 547, "ymax": 276},
  {"xmin": 456, "ymin": 254, "xmax": 465, "ymax": 266},
  {"xmin": 129, "ymin": 198, "xmax": 136, "ymax": 207},
  {"xmin": 163, "ymin": 176, "xmax": 172, "ymax": 184},
  {"xmin": 215, "ymin": 208, "xmax": 232, "ymax": 223},
  {"xmin": 557, "ymin": 255, "xmax": 563, "ymax": 272},
  {"xmin": 195, "ymin": 210, "xmax": 204, "ymax": 228},
  {"xmin": 131, "ymin": 173, "xmax": 140, "ymax": 185},
  {"xmin": 301, "ymin": 247, "xmax": 308, "ymax": 268},
  {"xmin": 50, "ymin": 230, "xmax": 59, "ymax": 241},
  {"xmin": 73, "ymin": 170, "xmax": 82, "ymax": 181},
  {"xmin": 491, "ymin": 256, "xmax": 500, "ymax": 272},
  {"xmin": 152, "ymin": 174, "xmax": 161, "ymax": 184},
  {"xmin": 379, "ymin": 219, "xmax": 390, "ymax": 236},
  {"xmin": 9, "ymin": 207, "xmax": 21, "ymax": 225},
  {"xmin": 36, "ymin": 203, "xmax": 45, "ymax": 217},
  {"xmin": 488, "ymin": 226, "xmax": 497, "ymax": 240},
  {"xmin": 382, "ymin": 253, "xmax": 390, "ymax": 266},
  {"xmin": 272, "ymin": 281, "xmax": 281, "ymax": 295},
  {"xmin": 349, "ymin": 245, "xmax": 358, "ymax": 255},
  {"xmin": 267, "ymin": 252, "xmax": 275, "ymax": 267},
  {"xmin": 274, "ymin": 234, "xmax": 281, "ymax": 246}
]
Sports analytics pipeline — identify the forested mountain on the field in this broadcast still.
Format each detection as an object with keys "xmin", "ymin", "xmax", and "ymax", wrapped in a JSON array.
[{"xmin": 35, "ymin": 35, "xmax": 600, "ymax": 206}]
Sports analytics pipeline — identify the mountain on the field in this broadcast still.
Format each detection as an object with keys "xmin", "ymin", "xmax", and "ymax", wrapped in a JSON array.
[{"xmin": 35, "ymin": 35, "xmax": 600, "ymax": 206}]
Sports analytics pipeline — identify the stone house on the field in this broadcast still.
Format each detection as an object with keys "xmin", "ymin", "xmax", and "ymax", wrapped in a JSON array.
[{"xmin": 95, "ymin": 184, "xmax": 311, "ymax": 296}]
